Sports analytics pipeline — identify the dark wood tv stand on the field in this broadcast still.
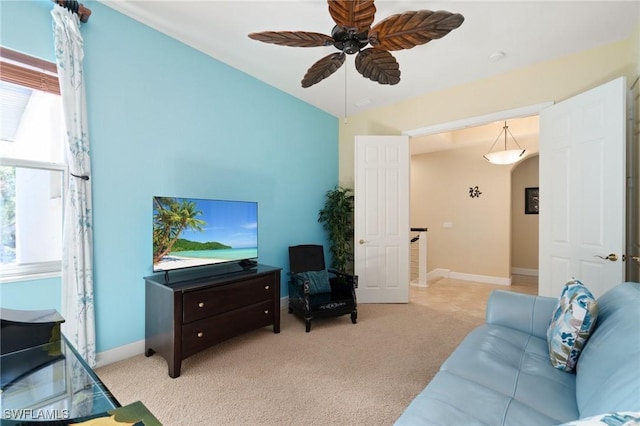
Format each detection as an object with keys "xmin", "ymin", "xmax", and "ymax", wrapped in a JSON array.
[{"xmin": 144, "ymin": 264, "xmax": 281, "ymax": 378}]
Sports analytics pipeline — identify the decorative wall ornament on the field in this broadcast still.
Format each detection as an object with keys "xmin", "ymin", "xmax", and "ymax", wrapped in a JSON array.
[{"xmin": 469, "ymin": 186, "xmax": 482, "ymax": 198}]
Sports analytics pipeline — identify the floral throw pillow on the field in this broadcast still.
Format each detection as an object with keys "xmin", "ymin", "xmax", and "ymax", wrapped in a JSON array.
[
  {"xmin": 559, "ymin": 412, "xmax": 640, "ymax": 426},
  {"xmin": 547, "ymin": 279, "xmax": 599, "ymax": 372}
]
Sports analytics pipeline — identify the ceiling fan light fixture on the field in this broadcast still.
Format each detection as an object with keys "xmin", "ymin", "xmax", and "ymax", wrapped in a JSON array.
[
  {"xmin": 483, "ymin": 121, "xmax": 526, "ymax": 165},
  {"xmin": 331, "ymin": 26, "xmax": 368, "ymax": 54}
]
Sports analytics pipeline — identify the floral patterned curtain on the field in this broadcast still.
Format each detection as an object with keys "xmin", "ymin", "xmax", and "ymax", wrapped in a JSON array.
[{"xmin": 51, "ymin": 4, "xmax": 95, "ymax": 367}]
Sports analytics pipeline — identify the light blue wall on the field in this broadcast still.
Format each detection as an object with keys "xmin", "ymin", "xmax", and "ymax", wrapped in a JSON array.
[
  {"xmin": 0, "ymin": 278, "xmax": 61, "ymax": 312},
  {"xmin": 0, "ymin": 0, "xmax": 338, "ymax": 352}
]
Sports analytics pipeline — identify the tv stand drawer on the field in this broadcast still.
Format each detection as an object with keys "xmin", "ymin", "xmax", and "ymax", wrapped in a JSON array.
[
  {"xmin": 182, "ymin": 300, "xmax": 274, "ymax": 358},
  {"xmin": 144, "ymin": 264, "xmax": 281, "ymax": 378},
  {"xmin": 182, "ymin": 275, "xmax": 274, "ymax": 323}
]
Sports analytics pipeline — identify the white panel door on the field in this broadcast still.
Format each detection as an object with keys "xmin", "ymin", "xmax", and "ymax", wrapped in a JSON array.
[
  {"xmin": 354, "ymin": 135, "xmax": 410, "ymax": 303},
  {"xmin": 539, "ymin": 77, "xmax": 627, "ymax": 298}
]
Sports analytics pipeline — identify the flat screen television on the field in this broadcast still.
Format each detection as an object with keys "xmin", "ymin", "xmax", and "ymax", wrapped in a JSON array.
[{"xmin": 152, "ymin": 196, "xmax": 258, "ymax": 273}]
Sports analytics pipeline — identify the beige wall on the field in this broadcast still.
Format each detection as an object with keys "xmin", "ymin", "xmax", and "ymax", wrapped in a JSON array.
[
  {"xmin": 342, "ymin": 26, "xmax": 638, "ymax": 281},
  {"xmin": 511, "ymin": 155, "xmax": 540, "ymax": 271}
]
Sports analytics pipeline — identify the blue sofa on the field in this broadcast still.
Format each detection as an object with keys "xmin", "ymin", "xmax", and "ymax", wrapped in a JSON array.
[{"xmin": 395, "ymin": 282, "xmax": 640, "ymax": 425}]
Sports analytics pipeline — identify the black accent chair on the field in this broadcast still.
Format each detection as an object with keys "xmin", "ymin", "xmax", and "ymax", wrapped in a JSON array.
[{"xmin": 288, "ymin": 244, "xmax": 358, "ymax": 332}]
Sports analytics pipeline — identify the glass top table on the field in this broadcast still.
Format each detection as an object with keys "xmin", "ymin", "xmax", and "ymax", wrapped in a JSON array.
[
  {"xmin": 0, "ymin": 307, "xmax": 120, "ymax": 424},
  {"xmin": 0, "ymin": 335, "xmax": 120, "ymax": 423}
]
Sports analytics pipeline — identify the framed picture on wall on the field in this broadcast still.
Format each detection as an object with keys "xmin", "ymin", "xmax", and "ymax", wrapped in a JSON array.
[{"xmin": 525, "ymin": 187, "xmax": 539, "ymax": 214}]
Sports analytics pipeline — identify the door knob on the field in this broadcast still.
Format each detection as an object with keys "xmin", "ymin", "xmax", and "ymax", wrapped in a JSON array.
[
  {"xmin": 595, "ymin": 253, "xmax": 618, "ymax": 261},
  {"xmin": 632, "ymin": 256, "xmax": 640, "ymax": 265},
  {"xmin": 359, "ymin": 239, "xmax": 366, "ymax": 245}
]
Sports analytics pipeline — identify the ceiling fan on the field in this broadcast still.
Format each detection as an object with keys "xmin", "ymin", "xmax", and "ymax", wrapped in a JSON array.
[{"xmin": 248, "ymin": 0, "xmax": 464, "ymax": 88}]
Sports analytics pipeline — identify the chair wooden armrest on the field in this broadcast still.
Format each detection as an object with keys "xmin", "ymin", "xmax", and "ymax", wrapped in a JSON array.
[{"xmin": 328, "ymin": 270, "xmax": 358, "ymax": 289}]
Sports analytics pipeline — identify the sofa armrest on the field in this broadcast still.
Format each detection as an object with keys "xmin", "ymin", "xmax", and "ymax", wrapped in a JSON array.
[{"xmin": 485, "ymin": 290, "xmax": 558, "ymax": 339}]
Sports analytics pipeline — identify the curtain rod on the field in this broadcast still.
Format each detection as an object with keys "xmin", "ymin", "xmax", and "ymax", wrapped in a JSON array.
[{"xmin": 52, "ymin": 0, "xmax": 91, "ymax": 23}]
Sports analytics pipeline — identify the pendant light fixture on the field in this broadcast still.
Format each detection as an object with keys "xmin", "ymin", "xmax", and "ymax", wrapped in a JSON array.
[{"xmin": 483, "ymin": 121, "xmax": 526, "ymax": 165}]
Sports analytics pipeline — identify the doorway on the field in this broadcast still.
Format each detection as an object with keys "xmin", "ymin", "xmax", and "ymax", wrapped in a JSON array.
[
  {"xmin": 406, "ymin": 77, "xmax": 633, "ymax": 298},
  {"xmin": 408, "ymin": 113, "xmax": 541, "ymax": 290},
  {"xmin": 510, "ymin": 154, "xmax": 540, "ymax": 279}
]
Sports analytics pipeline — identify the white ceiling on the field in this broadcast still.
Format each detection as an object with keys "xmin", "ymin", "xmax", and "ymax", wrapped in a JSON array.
[{"xmin": 100, "ymin": 1, "xmax": 639, "ymax": 118}]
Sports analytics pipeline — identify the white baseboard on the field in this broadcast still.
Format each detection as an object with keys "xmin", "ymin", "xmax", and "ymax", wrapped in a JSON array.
[
  {"xmin": 427, "ymin": 268, "xmax": 511, "ymax": 286},
  {"xmin": 410, "ymin": 280, "xmax": 428, "ymax": 288},
  {"xmin": 427, "ymin": 268, "xmax": 450, "ymax": 282},
  {"xmin": 95, "ymin": 339, "xmax": 145, "ymax": 368},
  {"xmin": 449, "ymin": 271, "xmax": 511, "ymax": 286},
  {"xmin": 95, "ymin": 295, "xmax": 292, "ymax": 368},
  {"xmin": 511, "ymin": 267, "xmax": 539, "ymax": 277}
]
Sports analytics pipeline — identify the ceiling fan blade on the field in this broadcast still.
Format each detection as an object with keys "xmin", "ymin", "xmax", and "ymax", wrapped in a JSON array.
[
  {"xmin": 301, "ymin": 52, "xmax": 346, "ymax": 88},
  {"xmin": 354, "ymin": 48, "xmax": 400, "ymax": 85},
  {"xmin": 328, "ymin": 0, "xmax": 376, "ymax": 33},
  {"xmin": 369, "ymin": 10, "xmax": 464, "ymax": 51},
  {"xmin": 248, "ymin": 31, "xmax": 334, "ymax": 48}
]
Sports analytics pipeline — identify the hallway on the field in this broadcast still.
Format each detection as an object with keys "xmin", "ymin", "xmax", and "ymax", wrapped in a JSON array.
[{"xmin": 410, "ymin": 275, "xmax": 538, "ymax": 320}]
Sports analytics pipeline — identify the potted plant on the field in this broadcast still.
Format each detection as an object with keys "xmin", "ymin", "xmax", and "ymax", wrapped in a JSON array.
[{"xmin": 318, "ymin": 185, "xmax": 354, "ymax": 273}]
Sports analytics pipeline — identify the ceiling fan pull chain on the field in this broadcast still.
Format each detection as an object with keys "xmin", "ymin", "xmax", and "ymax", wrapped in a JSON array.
[{"xmin": 344, "ymin": 59, "xmax": 348, "ymax": 124}]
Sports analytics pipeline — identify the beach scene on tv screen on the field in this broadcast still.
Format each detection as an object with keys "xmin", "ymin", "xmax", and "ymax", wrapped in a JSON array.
[{"xmin": 153, "ymin": 197, "xmax": 258, "ymax": 272}]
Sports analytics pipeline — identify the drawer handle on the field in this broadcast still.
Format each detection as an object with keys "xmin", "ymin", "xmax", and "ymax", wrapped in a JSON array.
[
  {"xmin": 264, "ymin": 310, "xmax": 269, "ymax": 315},
  {"xmin": 264, "ymin": 285, "xmax": 270, "ymax": 290},
  {"xmin": 197, "ymin": 332, "xmax": 204, "ymax": 338},
  {"xmin": 198, "ymin": 302, "xmax": 205, "ymax": 308}
]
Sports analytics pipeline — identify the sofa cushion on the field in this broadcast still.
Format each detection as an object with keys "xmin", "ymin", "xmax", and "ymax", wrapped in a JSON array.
[
  {"xmin": 445, "ymin": 324, "xmax": 578, "ymax": 421},
  {"xmin": 575, "ymin": 283, "xmax": 640, "ymax": 417},
  {"xmin": 299, "ymin": 270, "xmax": 330, "ymax": 294},
  {"xmin": 395, "ymin": 371, "xmax": 571, "ymax": 426},
  {"xmin": 485, "ymin": 290, "xmax": 559, "ymax": 340},
  {"xmin": 395, "ymin": 324, "xmax": 579, "ymax": 425},
  {"xmin": 547, "ymin": 279, "xmax": 598, "ymax": 372}
]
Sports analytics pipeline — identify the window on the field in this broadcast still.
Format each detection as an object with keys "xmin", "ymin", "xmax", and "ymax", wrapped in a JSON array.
[{"xmin": 0, "ymin": 47, "xmax": 65, "ymax": 282}]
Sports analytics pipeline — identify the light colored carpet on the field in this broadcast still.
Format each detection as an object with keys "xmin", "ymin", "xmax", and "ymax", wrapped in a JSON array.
[{"xmin": 96, "ymin": 302, "xmax": 483, "ymax": 426}]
